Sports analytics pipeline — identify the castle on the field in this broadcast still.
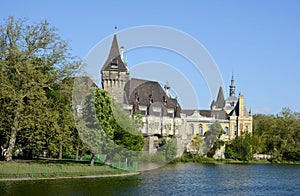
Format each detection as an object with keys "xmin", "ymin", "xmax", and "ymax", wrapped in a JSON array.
[{"xmin": 101, "ymin": 34, "xmax": 252, "ymax": 154}]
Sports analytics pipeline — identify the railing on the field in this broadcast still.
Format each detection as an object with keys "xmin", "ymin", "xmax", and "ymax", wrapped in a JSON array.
[{"xmin": 111, "ymin": 161, "xmax": 138, "ymax": 171}]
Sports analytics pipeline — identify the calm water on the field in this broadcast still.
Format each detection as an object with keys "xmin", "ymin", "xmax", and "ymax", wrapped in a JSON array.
[{"xmin": 0, "ymin": 163, "xmax": 299, "ymax": 195}]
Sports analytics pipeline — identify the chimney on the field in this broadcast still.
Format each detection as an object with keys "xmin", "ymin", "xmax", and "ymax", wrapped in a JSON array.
[
  {"xmin": 120, "ymin": 46, "xmax": 125, "ymax": 62},
  {"xmin": 164, "ymin": 81, "xmax": 171, "ymax": 97}
]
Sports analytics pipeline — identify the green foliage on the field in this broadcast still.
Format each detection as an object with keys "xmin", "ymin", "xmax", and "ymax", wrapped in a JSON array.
[
  {"xmin": 173, "ymin": 153, "xmax": 193, "ymax": 163},
  {"xmin": 79, "ymin": 88, "xmax": 144, "ymax": 164},
  {"xmin": 252, "ymin": 108, "xmax": 300, "ymax": 162},
  {"xmin": 282, "ymin": 151, "xmax": 300, "ymax": 162},
  {"xmin": 0, "ymin": 17, "xmax": 80, "ymax": 161},
  {"xmin": 224, "ymin": 134, "xmax": 253, "ymax": 161},
  {"xmin": 189, "ymin": 134, "xmax": 203, "ymax": 157},
  {"xmin": 139, "ymin": 152, "xmax": 167, "ymax": 162},
  {"xmin": 160, "ymin": 138, "xmax": 177, "ymax": 161},
  {"xmin": 203, "ymin": 122, "xmax": 223, "ymax": 154}
]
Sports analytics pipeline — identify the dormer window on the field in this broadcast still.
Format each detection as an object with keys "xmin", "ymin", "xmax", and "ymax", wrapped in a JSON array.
[{"xmin": 110, "ymin": 58, "xmax": 118, "ymax": 68}]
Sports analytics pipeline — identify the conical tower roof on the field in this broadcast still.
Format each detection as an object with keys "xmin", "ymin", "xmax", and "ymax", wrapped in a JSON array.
[
  {"xmin": 214, "ymin": 86, "xmax": 225, "ymax": 108},
  {"xmin": 101, "ymin": 34, "xmax": 128, "ymax": 72}
]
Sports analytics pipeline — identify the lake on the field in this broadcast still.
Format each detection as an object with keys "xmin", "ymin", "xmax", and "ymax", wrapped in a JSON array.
[{"xmin": 0, "ymin": 163, "xmax": 299, "ymax": 195}]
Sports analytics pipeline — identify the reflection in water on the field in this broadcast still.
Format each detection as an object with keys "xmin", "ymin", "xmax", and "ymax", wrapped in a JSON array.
[{"xmin": 1, "ymin": 163, "xmax": 300, "ymax": 195}]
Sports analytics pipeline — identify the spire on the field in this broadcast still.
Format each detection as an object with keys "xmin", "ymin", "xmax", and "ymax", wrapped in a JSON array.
[
  {"xmin": 215, "ymin": 86, "xmax": 225, "ymax": 108},
  {"xmin": 101, "ymin": 34, "xmax": 128, "ymax": 72},
  {"xmin": 229, "ymin": 73, "xmax": 236, "ymax": 97}
]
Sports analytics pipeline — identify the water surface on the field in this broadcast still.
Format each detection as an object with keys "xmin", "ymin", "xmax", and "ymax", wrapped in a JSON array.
[{"xmin": 0, "ymin": 163, "xmax": 299, "ymax": 195}]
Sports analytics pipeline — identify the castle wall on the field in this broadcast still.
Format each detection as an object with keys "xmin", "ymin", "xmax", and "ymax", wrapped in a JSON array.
[{"xmin": 101, "ymin": 70, "xmax": 129, "ymax": 103}]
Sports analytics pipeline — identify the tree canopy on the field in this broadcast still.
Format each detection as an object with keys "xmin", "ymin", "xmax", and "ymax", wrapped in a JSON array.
[
  {"xmin": 76, "ymin": 88, "xmax": 144, "ymax": 165},
  {"xmin": 0, "ymin": 17, "xmax": 79, "ymax": 161},
  {"xmin": 226, "ymin": 108, "xmax": 300, "ymax": 162}
]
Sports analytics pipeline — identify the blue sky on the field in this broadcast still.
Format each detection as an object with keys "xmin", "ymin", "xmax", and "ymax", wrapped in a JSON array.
[{"xmin": 1, "ymin": 0, "xmax": 300, "ymax": 114}]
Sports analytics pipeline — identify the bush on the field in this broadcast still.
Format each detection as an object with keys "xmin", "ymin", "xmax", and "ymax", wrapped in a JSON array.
[
  {"xmin": 139, "ymin": 152, "xmax": 167, "ymax": 162},
  {"xmin": 282, "ymin": 151, "xmax": 300, "ymax": 162},
  {"xmin": 224, "ymin": 145, "xmax": 237, "ymax": 159}
]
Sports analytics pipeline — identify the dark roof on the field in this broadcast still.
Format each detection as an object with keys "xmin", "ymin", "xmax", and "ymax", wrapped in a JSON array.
[
  {"xmin": 101, "ymin": 34, "xmax": 128, "ymax": 72},
  {"xmin": 124, "ymin": 78, "xmax": 181, "ymax": 117},
  {"xmin": 212, "ymin": 87, "xmax": 225, "ymax": 108},
  {"xmin": 181, "ymin": 109, "xmax": 229, "ymax": 120},
  {"xmin": 210, "ymin": 110, "xmax": 229, "ymax": 119},
  {"xmin": 229, "ymin": 100, "xmax": 249, "ymax": 117}
]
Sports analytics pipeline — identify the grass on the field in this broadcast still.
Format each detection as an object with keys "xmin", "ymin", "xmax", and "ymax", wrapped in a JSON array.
[{"xmin": 0, "ymin": 159, "xmax": 134, "ymax": 180}]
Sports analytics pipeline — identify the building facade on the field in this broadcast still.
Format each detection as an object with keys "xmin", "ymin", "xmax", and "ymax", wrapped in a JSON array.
[{"xmin": 100, "ymin": 34, "xmax": 252, "ymax": 154}]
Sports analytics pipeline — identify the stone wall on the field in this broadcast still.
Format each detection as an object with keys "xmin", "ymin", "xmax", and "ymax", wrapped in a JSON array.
[{"xmin": 101, "ymin": 70, "xmax": 129, "ymax": 103}]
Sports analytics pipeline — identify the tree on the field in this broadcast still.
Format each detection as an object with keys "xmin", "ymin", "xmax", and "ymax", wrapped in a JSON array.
[
  {"xmin": 44, "ymin": 82, "xmax": 76, "ymax": 159},
  {"xmin": 224, "ymin": 133, "xmax": 253, "ymax": 161},
  {"xmin": 252, "ymin": 108, "xmax": 300, "ymax": 161},
  {"xmin": 188, "ymin": 134, "xmax": 203, "ymax": 158},
  {"xmin": 160, "ymin": 138, "xmax": 177, "ymax": 161},
  {"xmin": 78, "ymin": 88, "xmax": 144, "ymax": 165},
  {"xmin": 202, "ymin": 122, "xmax": 223, "ymax": 154},
  {"xmin": 0, "ymin": 17, "xmax": 79, "ymax": 161}
]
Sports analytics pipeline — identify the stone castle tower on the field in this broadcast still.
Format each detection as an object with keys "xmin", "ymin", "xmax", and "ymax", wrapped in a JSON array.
[{"xmin": 101, "ymin": 34, "xmax": 129, "ymax": 103}]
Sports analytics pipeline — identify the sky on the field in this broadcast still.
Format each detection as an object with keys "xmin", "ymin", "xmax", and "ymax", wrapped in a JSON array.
[{"xmin": 1, "ymin": 0, "xmax": 300, "ymax": 114}]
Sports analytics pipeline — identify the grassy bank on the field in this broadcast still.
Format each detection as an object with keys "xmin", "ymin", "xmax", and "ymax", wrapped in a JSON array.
[
  {"xmin": 170, "ymin": 153, "xmax": 300, "ymax": 165},
  {"xmin": 0, "ymin": 159, "xmax": 136, "ymax": 180}
]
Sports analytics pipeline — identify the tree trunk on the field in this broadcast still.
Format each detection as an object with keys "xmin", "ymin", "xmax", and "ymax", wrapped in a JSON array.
[
  {"xmin": 80, "ymin": 147, "xmax": 84, "ymax": 160},
  {"xmin": 59, "ymin": 144, "xmax": 62, "ymax": 159},
  {"xmin": 5, "ymin": 128, "xmax": 17, "ymax": 161},
  {"xmin": 90, "ymin": 153, "xmax": 95, "ymax": 166},
  {"xmin": 5, "ymin": 112, "xmax": 19, "ymax": 161},
  {"xmin": 75, "ymin": 148, "xmax": 79, "ymax": 160}
]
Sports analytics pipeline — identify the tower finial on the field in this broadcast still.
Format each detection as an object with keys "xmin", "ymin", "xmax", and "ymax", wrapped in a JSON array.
[
  {"xmin": 114, "ymin": 26, "xmax": 117, "ymax": 33},
  {"xmin": 229, "ymin": 72, "xmax": 236, "ymax": 97}
]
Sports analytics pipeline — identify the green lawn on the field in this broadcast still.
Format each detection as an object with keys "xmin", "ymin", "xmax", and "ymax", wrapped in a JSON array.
[{"xmin": 0, "ymin": 160, "xmax": 133, "ymax": 179}]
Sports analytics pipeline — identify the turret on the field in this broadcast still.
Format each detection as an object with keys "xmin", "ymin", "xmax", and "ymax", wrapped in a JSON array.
[
  {"xmin": 211, "ymin": 86, "xmax": 225, "ymax": 110},
  {"xmin": 101, "ymin": 34, "xmax": 129, "ymax": 103}
]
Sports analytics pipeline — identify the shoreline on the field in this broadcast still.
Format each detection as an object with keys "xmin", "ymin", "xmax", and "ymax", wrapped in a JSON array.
[
  {"xmin": 171, "ymin": 156, "xmax": 300, "ymax": 165},
  {"xmin": 0, "ymin": 172, "xmax": 140, "ymax": 182}
]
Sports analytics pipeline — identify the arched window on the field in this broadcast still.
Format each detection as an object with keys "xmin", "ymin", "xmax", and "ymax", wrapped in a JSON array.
[
  {"xmin": 225, "ymin": 127, "xmax": 229, "ymax": 135},
  {"xmin": 198, "ymin": 124, "xmax": 203, "ymax": 135},
  {"xmin": 190, "ymin": 124, "xmax": 194, "ymax": 136}
]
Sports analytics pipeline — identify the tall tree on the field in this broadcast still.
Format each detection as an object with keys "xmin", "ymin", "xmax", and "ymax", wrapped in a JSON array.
[
  {"xmin": 0, "ymin": 17, "xmax": 79, "ymax": 161},
  {"xmin": 78, "ymin": 88, "xmax": 144, "ymax": 165}
]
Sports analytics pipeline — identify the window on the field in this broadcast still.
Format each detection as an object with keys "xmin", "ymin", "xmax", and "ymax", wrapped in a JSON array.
[
  {"xmin": 224, "ymin": 127, "xmax": 229, "ymax": 135},
  {"xmin": 234, "ymin": 125, "xmax": 237, "ymax": 136},
  {"xmin": 198, "ymin": 124, "xmax": 203, "ymax": 135},
  {"xmin": 110, "ymin": 58, "xmax": 118, "ymax": 68},
  {"xmin": 190, "ymin": 124, "xmax": 194, "ymax": 136},
  {"xmin": 245, "ymin": 124, "xmax": 249, "ymax": 134}
]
